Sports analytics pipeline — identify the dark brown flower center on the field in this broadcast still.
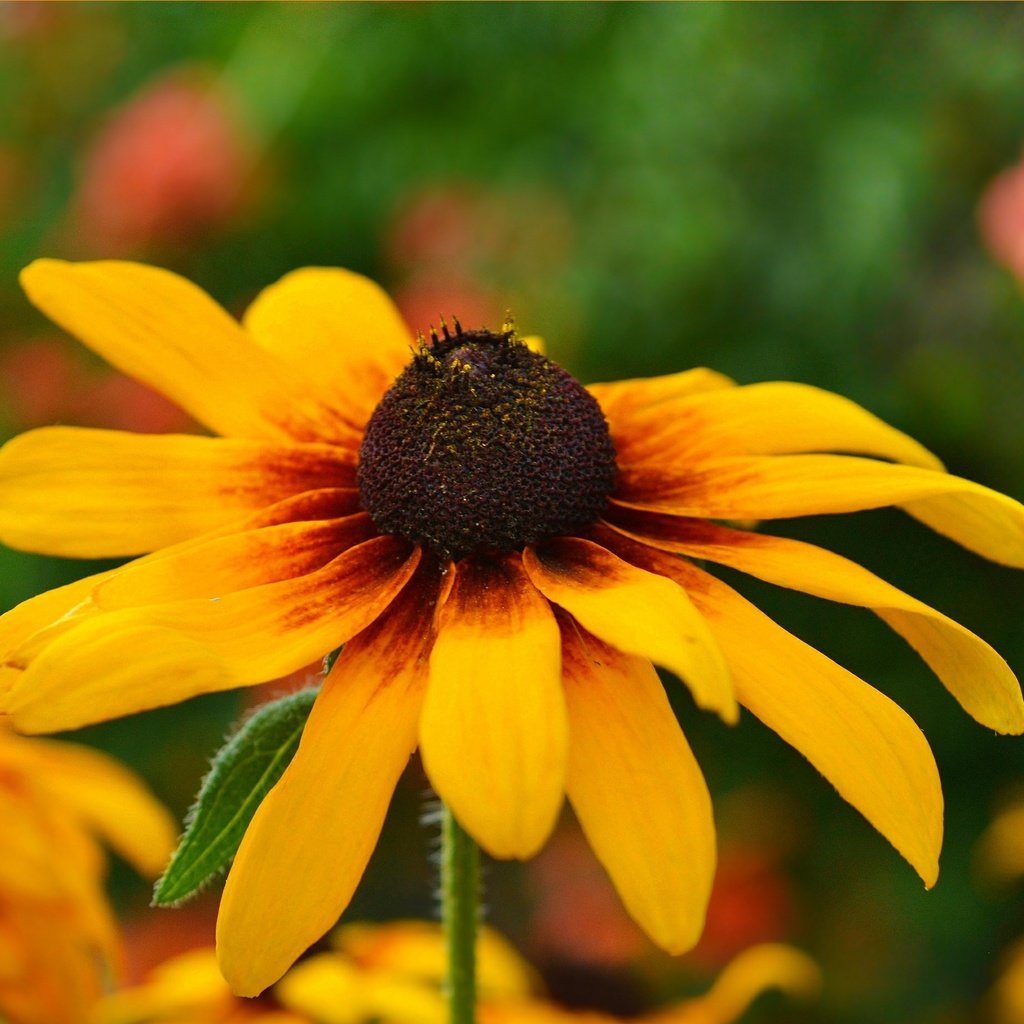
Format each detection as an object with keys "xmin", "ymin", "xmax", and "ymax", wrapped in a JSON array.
[{"xmin": 357, "ymin": 325, "xmax": 617, "ymax": 562}]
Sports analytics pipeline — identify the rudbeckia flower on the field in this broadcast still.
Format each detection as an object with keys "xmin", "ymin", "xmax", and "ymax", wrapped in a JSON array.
[
  {"xmin": 478, "ymin": 943, "xmax": 820, "ymax": 1024},
  {"xmin": 1, "ymin": 260, "xmax": 1022, "ymax": 995},
  {"xmin": 0, "ymin": 722, "xmax": 176, "ymax": 1024},
  {"xmin": 101, "ymin": 921, "xmax": 815, "ymax": 1024},
  {"xmin": 97, "ymin": 947, "xmax": 310, "ymax": 1024},
  {"xmin": 97, "ymin": 920, "xmax": 534, "ymax": 1024},
  {"xmin": 279, "ymin": 926, "xmax": 817, "ymax": 1024}
]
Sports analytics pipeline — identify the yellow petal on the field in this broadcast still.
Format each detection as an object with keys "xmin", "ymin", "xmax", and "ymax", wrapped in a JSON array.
[
  {"xmin": 606, "ymin": 509, "xmax": 1024, "ymax": 734},
  {"xmin": 419, "ymin": 554, "xmax": 566, "ymax": 859},
  {"xmin": 278, "ymin": 950, "xmax": 449, "ymax": 1024},
  {"xmin": 357, "ymin": 974, "xmax": 450, "ymax": 1024},
  {"xmin": 658, "ymin": 944, "xmax": 821, "ymax": 1024},
  {"xmin": 0, "ymin": 785, "xmax": 74, "ymax": 901},
  {"xmin": 4, "ymin": 619, "xmax": 239, "ymax": 733},
  {"xmin": 588, "ymin": 368, "xmax": 735, "ymax": 424},
  {"xmin": 273, "ymin": 954, "xmax": 364, "ymax": 1024},
  {"xmin": 5, "ymin": 734, "xmax": 177, "ymax": 877},
  {"xmin": 0, "ymin": 569, "xmax": 114, "ymax": 660},
  {"xmin": 561, "ymin": 618, "xmax": 715, "ymax": 954},
  {"xmin": 617, "ymin": 542, "xmax": 943, "ymax": 886},
  {"xmin": 0, "ymin": 888, "xmax": 113, "ymax": 1024},
  {"xmin": 0, "ymin": 488, "xmax": 356, "ymax": 671},
  {"xmin": 523, "ymin": 538, "xmax": 736, "ymax": 723},
  {"xmin": 243, "ymin": 267, "xmax": 414, "ymax": 430},
  {"xmin": 0, "ymin": 665, "xmax": 20, "ymax": 699},
  {"xmin": 334, "ymin": 921, "xmax": 537, "ymax": 1000},
  {"xmin": 614, "ymin": 382, "xmax": 942, "ymax": 470},
  {"xmin": 131, "ymin": 535, "xmax": 418, "ymax": 678},
  {"xmin": 0, "ymin": 427, "xmax": 354, "ymax": 557},
  {"xmin": 6, "ymin": 537, "xmax": 420, "ymax": 732},
  {"xmin": 20, "ymin": 259, "xmax": 358, "ymax": 445},
  {"xmin": 93, "ymin": 514, "xmax": 375, "ymax": 609},
  {"xmin": 319, "ymin": 923, "xmax": 535, "ymax": 1024},
  {"xmin": 618, "ymin": 454, "xmax": 1024, "ymax": 568},
  {"xmin": 217, "ymin": 566, "xmax": 437, "ymax": 997},
  {"xmin": 96, "ymin": 948, "xmax": 234, "ymax": 1024}
]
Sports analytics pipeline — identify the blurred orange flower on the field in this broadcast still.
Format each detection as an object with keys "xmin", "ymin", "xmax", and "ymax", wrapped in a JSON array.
[
  {"xmin": 0, "ymin": 723, "xmax": 177, "ymax": 1024},
  {"xmin": 97, "ymin": 921, "xmax": 534, "ymax": 1024},
  {"xmin": 95, "ymin": 947, "xmax": 307, "ymax": 1024},
  {"xmin": 285, "ymin": 931, "xmax": 819, "ymax": 1024}
]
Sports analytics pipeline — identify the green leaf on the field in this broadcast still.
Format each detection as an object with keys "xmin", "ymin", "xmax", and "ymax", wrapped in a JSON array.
[{"xmin": 153, "ymin": 685, "xmax": 319, "ymax": 906}]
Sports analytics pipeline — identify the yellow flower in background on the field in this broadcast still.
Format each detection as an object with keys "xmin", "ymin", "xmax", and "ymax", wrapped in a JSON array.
[
  {"xmin": 278, "ymin": 921, "xmax": 536, "ymax": 1024},
  {"xmin": 1, "ymin": 260, "xmax": 1022, "ymax": 993},
  {"xmin": 976, "ymin": 797, "xmax": 1024, "ymax": 885},
  {"xmin": 282, "ymin": 929, "xmax": 818, "ymax": 1024},
  {"xmin": 480, "ymin": 944, "xmax": 820, "ymax": 1024},
  {"xmin": 975, "ymin": 804, "xmax": 1024, "ymax": 1023},
  {"xmin": 95, "ymin": 947, "xmax": 308, "ymax": 1024},
  {"xmin": 0, "ymin": 723, "xmax": 176, "ymax": 1024},
  {"xmin": 98, "ymin": 922, "xmax": 817, "ymax": 1024},
  {"xmin": 97, "ymin": 921, "xmax": 534, "ymax": 1024}
]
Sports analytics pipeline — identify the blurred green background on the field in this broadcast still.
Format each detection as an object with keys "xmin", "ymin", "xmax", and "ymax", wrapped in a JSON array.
[{"xmin": 2, "ymin": 4, "xmax": 1024, "ymax": 1022}]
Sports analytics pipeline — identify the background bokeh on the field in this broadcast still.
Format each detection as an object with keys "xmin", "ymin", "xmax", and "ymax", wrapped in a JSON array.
[{"xmin": 2, "ymin": 4, "xmax": 1024, "ymax": 1022}]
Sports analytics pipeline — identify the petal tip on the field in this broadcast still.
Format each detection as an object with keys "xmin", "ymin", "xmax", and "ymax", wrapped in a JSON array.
[
  {"xmin": 645, "ymin": 910, "xmax": 707, "ymax": 956},
  {"xmin": 19, "ymin": 257, "xmax": 70, "ymax": 294},
  {"xmin": 478, "ymin": 826, "xmax": 554, "ymax": 862},
  {"xmin": 716, "ymin": 695, "xmax": 741, "ymax": 726},
  {"xmin": 990, "ymin": 700, "xmax": 1024, "ymax": 736},
  {"xmin": 910, "ymin": 840, "xmax": 940, "ymax": 890},
  {"xmin": 216, "ymin": 948, "xmax": 268, "ymax": 999}
]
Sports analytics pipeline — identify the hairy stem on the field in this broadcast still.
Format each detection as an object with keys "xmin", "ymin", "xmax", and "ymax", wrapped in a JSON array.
[{"xmin": 441, "ymin": 802, "xmax": 480, "ymax": 1024}]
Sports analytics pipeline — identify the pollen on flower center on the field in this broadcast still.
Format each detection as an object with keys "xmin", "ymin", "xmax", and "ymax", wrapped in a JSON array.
[{"xmin": 357, "ymin": 325, "xmax": 617, "ymax": 562}]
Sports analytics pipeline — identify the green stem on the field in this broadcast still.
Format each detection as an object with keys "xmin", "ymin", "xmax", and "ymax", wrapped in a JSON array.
[{"xmin": 441, "ymin": 802, "xmax": 480, "ymax": 1024}]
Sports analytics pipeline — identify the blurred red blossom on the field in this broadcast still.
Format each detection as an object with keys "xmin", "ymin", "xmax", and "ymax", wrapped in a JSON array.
[
  {"xmin": 526, "ymin": 824, "xmax": 652, "ymax": 970},
  {"xmin": 525, "ymin": 826, "xmax": 796, "ymax": 979},
  {"xmin": 979, "ymin": 154, "xmax": 1024, "ymax": 281},
  {"xmin": 385, "ymin": 182, "xmax": 575, "ymax": 339},
  {"xmin": 0, "ymin": 1, "xmax": 60, "ymax": 41},
  {"xmin": 68, "ymin": 69, "xmax": 252, "ymax": 253},
  {"xmin": 387, "ymin": 184, "xmax": 509, "ymax": 275},
  {"xmin": 0, "ymin": 337, "xmax": 194, "ymax": 434},
  {"xmin": 690, "ymin": 848, "xmax": 795, "ymax": 970},
  {"xmin": 393, "ymin": 273, "xmax": 505, "ymax": 338}
]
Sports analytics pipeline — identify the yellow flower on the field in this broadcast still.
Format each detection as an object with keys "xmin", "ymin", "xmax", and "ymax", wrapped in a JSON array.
[
  {"xmin": 97, "ymin": 921, "xmax": 534, "ymax": 1024},
  {"xmin": 278, "ymin": 927, "xmax": 817, "ymax": 1024},
  {"xmin": 95, "ymin": 947, "xmax": 309, "ymax": 1024},
  {"xmin": 0, "ymin": 722, "xmax": 177, "ymax": 1024},
  {"xmin": 277, "ymin": 921, "xmax": 536, "ymax": 1024},
  {"xmin": 983, "ymin": 940, "xmax": 1024, "ymax": 1024},
  {"xmin": 480, "ymin": 944, "xmax": 820, "ymax": 1024},
  {"xmin": 975, "ymin": 796, "xmax": 1024, "ymax": 884},
  {"xmin": 1, "ymin": 260, "xmax": 1022, "ymax": 994}
]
